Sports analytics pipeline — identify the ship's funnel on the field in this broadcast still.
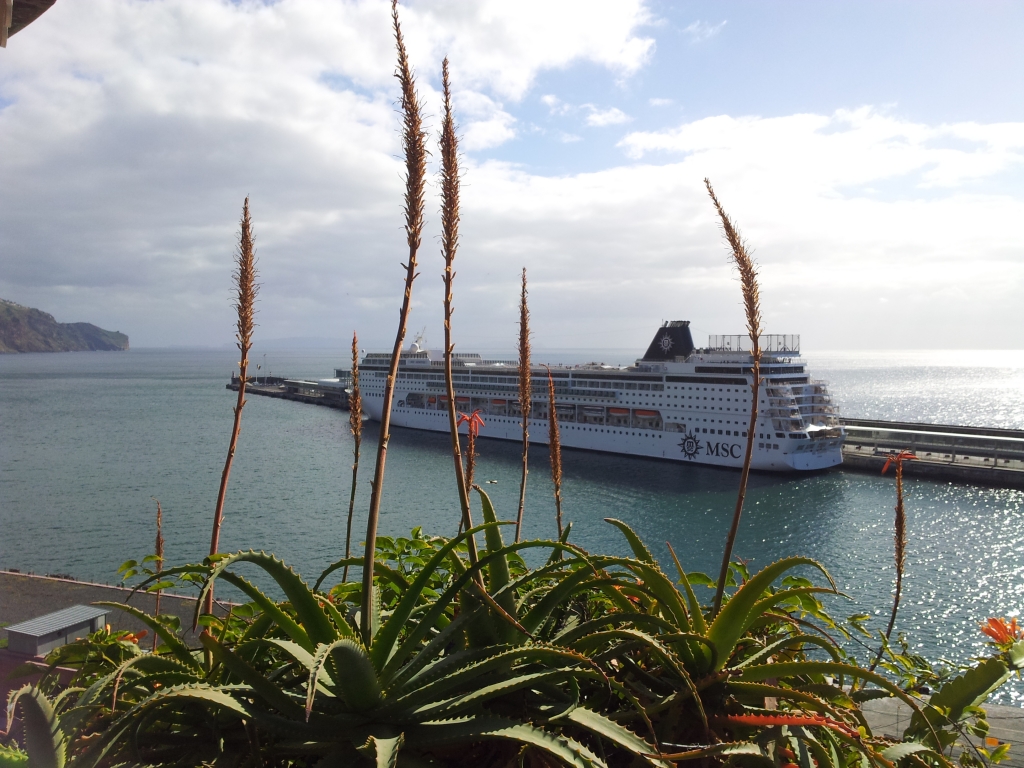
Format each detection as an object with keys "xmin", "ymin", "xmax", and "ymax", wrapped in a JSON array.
[{"xmin": 642, "ymin": 320, "xmax": 694, "ymax": 361}]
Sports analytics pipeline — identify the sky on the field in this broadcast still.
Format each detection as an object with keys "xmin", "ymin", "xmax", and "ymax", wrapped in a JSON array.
[{"xmin": 1, "ymin": 0, "xmax": 1023, "ymax": 352}]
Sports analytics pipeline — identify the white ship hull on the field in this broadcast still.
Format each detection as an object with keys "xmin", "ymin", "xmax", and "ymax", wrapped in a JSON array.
[
  {"xmin": 363, "ymin": 396, "xmax": 842, "ymax": 471},
  {"xmin": 353, "ymin": 322, "xmax": 844, "ymax": 473}
]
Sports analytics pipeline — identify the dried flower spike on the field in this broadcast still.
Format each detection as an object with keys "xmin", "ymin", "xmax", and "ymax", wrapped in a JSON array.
[{"xmin": 361, "ymin": 0, "xmax": 429, "ymax": 644}]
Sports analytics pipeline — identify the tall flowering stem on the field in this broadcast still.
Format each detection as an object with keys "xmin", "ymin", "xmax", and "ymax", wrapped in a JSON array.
[
  {"xmin": 706, "ymin": 179, "xmax": 762, "ymax": 618},
  {"xmin": 457, "ymin": 409, "xmax": 485, "ymax": 495},
  {"xmin": 544, "ymin": 367, "xmax": 564, "ymax": 537},
  {"xmin": 152, "ymin": 499, "xmax": 163, "ymax": 652},
  {"xmin": 342, "ymin": 332, "xmax": 363, "ymax": 583},
  {"xmin": 206, "ymin": 197, "xmax": 258, "ymax": 616},
  {"xmin": 868, "ymin": 450, "xmax": 917, "ymax": 673},
  {"xmin": 362, "ymin": 0, "xmax": 427, "ymax": 644},
  {"xmin": 439, "ymin": 58, "xmax": 478, "ymax": 566},
  {"xmin": 514, "ymin": 268, "xmax": 532, "ymax": 542}
]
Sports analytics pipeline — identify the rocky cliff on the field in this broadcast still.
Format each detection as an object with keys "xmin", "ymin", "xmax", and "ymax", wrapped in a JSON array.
[{"xmin": 0, "ymin": 299, "xmax": 129, "ymax": 353}]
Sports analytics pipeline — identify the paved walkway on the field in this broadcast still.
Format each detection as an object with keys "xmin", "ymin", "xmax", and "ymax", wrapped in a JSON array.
[
  {"xmin": 1, "ymin": 570, "xmax": 231, "ymax": 703},
  {"xmin": 861, "ymin": 696, "xmax": 1024, "ymax": 767}
]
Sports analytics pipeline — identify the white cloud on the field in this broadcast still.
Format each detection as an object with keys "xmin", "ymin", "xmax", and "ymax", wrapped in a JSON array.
[
  {"xmin": 0, "ymin": 0, "xmax": 656, "ymax": 346},
  {"xmin": 558, "ymin": 132, "xmax": 582, "ymax": 143},
  {"xmin": 455, "ymin": 90, "xmax": 517, "ymax": 149},
  {"xmin": 1, "ymin": 2, "xmax": 1022, "ymax": 351},
  {"xmin": 585, "ymin": 106, "xmax": 632, "ymax": 127},
  {"xmin": 683, "ymin": 20, "xmax": 726, "ymax": 43},
  {"xmin": 649, "ymin": 97, "xmax": 673, "ymax": 107},
  {"xmin": 541, "ymin": 94, "xmax": 572, "ymax": 116}
]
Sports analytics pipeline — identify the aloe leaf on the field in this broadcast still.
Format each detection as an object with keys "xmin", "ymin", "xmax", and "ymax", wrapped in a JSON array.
[
  {"xmin": 315, "ymin": 558, "xmax": 431, "ymax": 598},
  {"xmin": 745, "ymin": 587, "xmax": 841, "ymax": 633},
  {"xmin": 666, "ymin": 542, "xmax": 707, "ymax": 635},
  {"xmin": 260, "ymin": 637, "xmax": 317, "ymax": 672},
  {"xmin": 382, "ymin": 538, "xmax": 572, "ymax": 681},
  {"xmin": 372, "ymin": 523, "xmax": 497, "ymax": 673},
  {"xmin": 1008, "ymin": 639, "xmax": 1024, "ymax": 669},
  {"xmin": 545, "ymin": 521, "xmax": 574, "ymax": 565},
  {"xmin": 604, "ymin": 518, "xmax": 656, "ymax": 563},
  {"xmin": 404, "ymin": 716, "xmax": 604, "ymax": 768},
  {"xmin": 92, "ymin": 601, "xmax": 201, "ymax": 672},
  {"xmin": 708, "ymin": 557, "xmax": 834, "ymax": 670},
  {"xmin": 356, "ymin": 733, "xmax": 405, "ymax": 768},
  {"xmin": 418, "ymin": 668, "xmax": 604, "ymax": 721},
  {"xmin": 316, "ymin": 592, "xmax": 357, "ymax": 638},
  {"xmin": 477, "ymin": 488, "xmax": 519, "ymax": 643},
  {"xmin": 327, "ymin": 638, "xmax": 383, "ymax": 712},
  {"xmin": 569, "ymin": 627, "xmax": 708, "ymax": 732},
  {"xmin": 905, "ymin": 656, "xmax": 1010, "ymax": 742},
  {"xmin": 200, "ymin": 633, "xmax": 305, "ymax": 718},
  {"xmin": 591, "ymin": 556, "xmax": 693, "ymax": 635},
  {"xmin": 382, "ymin": 646, "xmax": 595, "ymax": 717},
  {"xmin": 199, "ymin": 550, "xmax": 337, "ymax": 647},
  {"xmin": 735, "ymin": 633, "xmax": 841, "ymax": 668},
  {"xmin": 655, "ymin": 742, "xmax": 763, "ymax": 761},
  {"xmin": 728, "ymin": 682, "xmax": 842, "ymax": 716},
  {"xmin": 5, "ymin": 686, "xmax": 65, "ymax": 768},
  {"xmin": 386, "ymin": 607, "xmax": 482, "ymax": 692},
  {"xmin": 881, "ymin": 742, "xmax": 938, "ymax": 762},
  {"xmin": 554, "ymin": 611, "xmax": 680, "ymax": 646},
  {"xmin": 519, "ymin": 568, "xmax": 597, "ymax": 635},
  {"xmin": 737, "ymin": 660, "xmax": 942, "ymax": 744},
  {"xmin": 71, "ymin": 683, "xmax": 253, "ymax": 768},
  {"xmin": 566, "ymin": 706, "xmax": 672, "ymax": 768},
  {"xmin": 210, "ymin": 569, "xmax": 313, "ymax": 651}
]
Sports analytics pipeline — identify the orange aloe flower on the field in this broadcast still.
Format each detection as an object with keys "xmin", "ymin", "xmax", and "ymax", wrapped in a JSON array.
[
  {"xmin": 882, "ymin": 450, "xmax": 918, "ymax": 474},
  {"xmin": 457, "ymin": 409, "xmax": 485, "ymax": 438},
  {"xmin": 980, "ymin": 617, "xmax": 1023, "ymax": 644}
]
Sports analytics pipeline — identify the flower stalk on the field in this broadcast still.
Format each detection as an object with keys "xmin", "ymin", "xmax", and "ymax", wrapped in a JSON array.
[
  {"xmin": 514, "ymin": 268, "xmax": 531, "ymax": 542},
  {"xmin": 206, "ymin": 196, "xmax": 258, "ymax": 616},
  {"xmin": 544, "ymin": 367, "xmax": 564, "ymax": 537},
  {"xmin": 867, "ymin": 450, "xmax": 917, "ymax": 673},
  {"xmin": 439, "ymin": 57, "xmax": 477, "ymax": 559},
  {"xmin": 362, "ymin": 0, "xmax": 428, "ymax": 644},
  {"xmin": 343, "ymin": 332, "xmax": 362, "ymax": 583},
  {"xmin": 152, "ymin": 498, "xmax": 163, "ymax": 652},
  {"xmin": 706, "ymin": 179, "xmax": 762, "ymax": 618}
]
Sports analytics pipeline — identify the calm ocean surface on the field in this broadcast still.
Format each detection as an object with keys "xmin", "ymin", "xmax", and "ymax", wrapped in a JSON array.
[{"xmin": 1, "ymin": 347, "xmax": 1022, "ymax": 704}]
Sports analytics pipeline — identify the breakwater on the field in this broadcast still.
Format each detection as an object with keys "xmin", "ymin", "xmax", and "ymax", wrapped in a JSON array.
[{"xmin": 229, "ymin": 376, "xmax": 1024, "ymax": 488}]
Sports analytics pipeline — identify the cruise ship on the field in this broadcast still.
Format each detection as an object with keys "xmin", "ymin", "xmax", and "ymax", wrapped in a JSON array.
[{"xmin": 351, "ymin": 321, "xmax": 844, "ymax": 471}]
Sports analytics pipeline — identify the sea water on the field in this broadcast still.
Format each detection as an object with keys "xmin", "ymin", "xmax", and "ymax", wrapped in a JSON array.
[{"xmin": 1, "ymin": 347, "xmax": 1022, "ymax": 704}]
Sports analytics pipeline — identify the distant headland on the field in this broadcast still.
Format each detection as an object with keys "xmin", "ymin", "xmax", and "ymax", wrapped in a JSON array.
[{"xmin": 0, "ymin": 298, "xmax": 129, "ymax": 353}]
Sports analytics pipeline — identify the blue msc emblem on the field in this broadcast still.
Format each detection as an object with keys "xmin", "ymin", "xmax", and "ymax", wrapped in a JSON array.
[{"xmin": 678, "ymin": 432, "xmax": 701, "ymax": 460}]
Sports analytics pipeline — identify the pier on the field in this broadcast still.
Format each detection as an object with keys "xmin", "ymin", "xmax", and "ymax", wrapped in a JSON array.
[
  {"xmin": 841, "ymin": 418, "xmax": 1024, "ymax": 488},
  {"xmin": 228, "ymin": 374, "xmax": 350, "ymax": 410},
  {"xmin": 228, "ymin": 376, "xmax": 1024, "ymax": 488}
]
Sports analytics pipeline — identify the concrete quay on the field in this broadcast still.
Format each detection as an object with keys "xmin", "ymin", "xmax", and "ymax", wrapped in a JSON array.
[
  {"xmin": 841, "ymin": 418, "xmax": 1024, "ymax": 488},
  {"xmin": 227, "ymin": 374, "xmax": 350, "ymax": 410}
]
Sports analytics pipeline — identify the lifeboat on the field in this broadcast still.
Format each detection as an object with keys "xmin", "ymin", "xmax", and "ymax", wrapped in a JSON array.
[
  {"xmin": 635, "ymin": 410, "xmax": 660, "ymax": 418},
  {"xmin": 492, "ymin": 399, "xmax": 507, "ymax": 405},
  {"xmin": 456, "ymin": 396, "xmax": 470, "ymax": 404},
  {"xmin": 427, "ymin": 396, "xmax": 437, "ymax": 404},
  {"xmin": 608, "ymin": 408, "xmax": 629, "ymax": 416},
  {"xmin": 582, "ymin": 406, "xmax": 604, "ymax": 415}
]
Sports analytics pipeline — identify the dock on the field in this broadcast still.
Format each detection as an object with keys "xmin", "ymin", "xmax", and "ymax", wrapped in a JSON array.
[
  {"xmin": 228, "ymin": 376, "xmax": 1024, "ymax": 488},
  {"xmin": 841, "ymin": 419, "xmax": 1024, "ymax": 488},
  {"xmin": 228, "ymin": 374, "xmax": 350, "ymax": 410}
]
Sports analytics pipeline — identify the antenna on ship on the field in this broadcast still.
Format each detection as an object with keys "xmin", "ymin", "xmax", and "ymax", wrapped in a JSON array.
[{"xmin": 409, "ymin": 327, "xmax": 427, "ymax": 353}]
